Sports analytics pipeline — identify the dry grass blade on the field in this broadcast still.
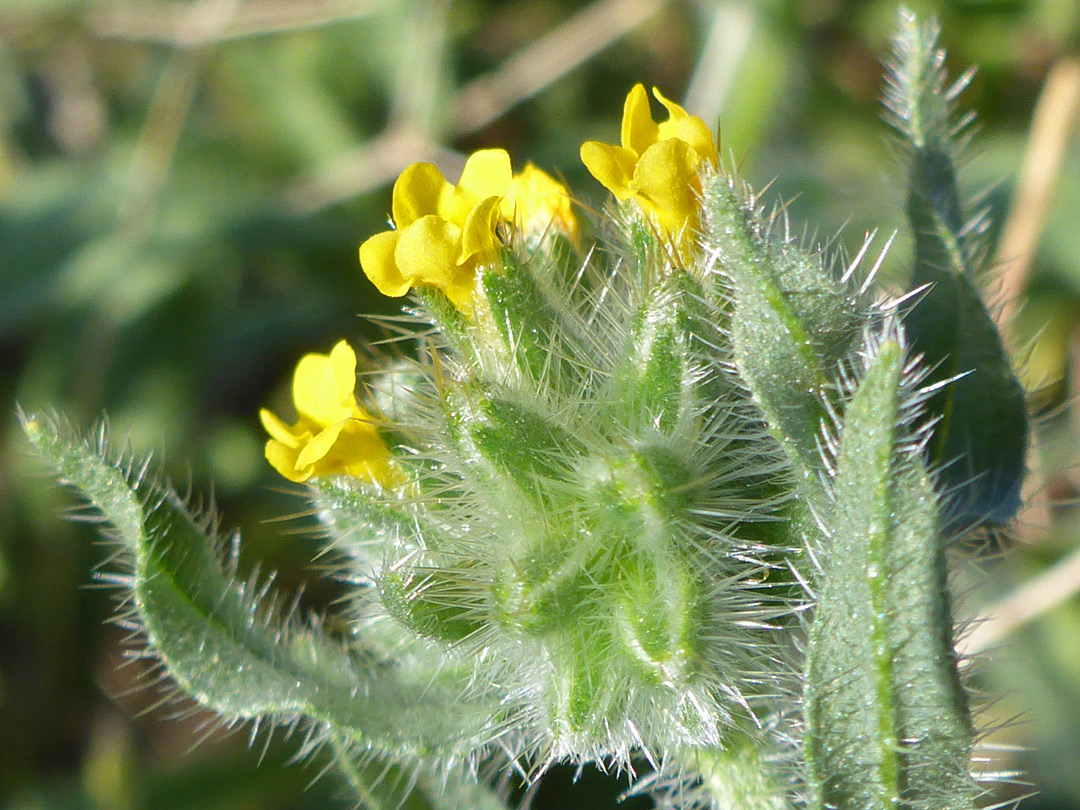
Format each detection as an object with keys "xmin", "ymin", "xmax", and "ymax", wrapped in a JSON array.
[
  {"xmin": 960, "ymin": 542, "xmax": 1080, "ymax": 657},
  {"xmin": 88, "ymin": 0, "xmax": 387, "ymax": 45},
  {"xmin": 684, "ymin": 1, "xmax": 755, "ymax": 125},
  {"xmin": 284, "ymin": 127, "xmax": 466, "ymax": 214},
  {"xmin": 287, "ymin": 0, "xmax": 670, "ymax": 211},
  {"xmin": 119, "ymin": 50, "xmax": 203, "ymax": 231},
  {"xmin": 450, "ymin": 0, "xmax": 668, "ymax": 137},
  {"xmin": 390, "ymin": 0, "xmax": 452, "ymax": 137},
  {"xmin": 119, "ymin": 0, "xmax": 241, "ymax": 231},
  {"xmin": 994, "ymin": 57, "xmax": 1080, "ymax": 343}
]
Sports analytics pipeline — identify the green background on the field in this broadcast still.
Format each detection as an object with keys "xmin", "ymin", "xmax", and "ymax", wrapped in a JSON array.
[{"xmin": 2, "ymin": 0, "xmax": 1080, "ymax": 807}]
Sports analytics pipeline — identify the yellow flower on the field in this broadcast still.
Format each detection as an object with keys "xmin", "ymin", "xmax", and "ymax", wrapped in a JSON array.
[
  {"xmin": 259, "ymin": 340, "xmax": 397, "ymax": 484},
  {"xmin": 359, "ymin": 151, "xmax": 578, "ymax": 315},
  {"xmin": 501, "ymin": 163, "xmax": 580, "ymax": 247},
  {"xmin": 580, "ymin": 84, "xmax": 718, "ymax": 239},
  {"xmin": 359, "ymin": 149, "xmax": 512, "ymax": 316}
]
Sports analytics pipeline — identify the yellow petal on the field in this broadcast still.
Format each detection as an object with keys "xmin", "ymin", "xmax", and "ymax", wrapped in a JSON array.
[
  {"xmin": 631, "ymin": 139, "xmax": 702, "ymax": 236},
  {"xmin": 653, "ymin": 88, "xmax": 718, "ymax": 165},
  {"xmin": 500, "ymin": 163, "xmax": 542, "ymax": 220},
  {"xmin": 327, "ymin": 419, "xmax": 397, "ymax": 481},
  {"xmin": 441, "ymin": 265, "xmax": 478, "ymax": 316},
  {"xmin": 328, "ymin": 339, "xmax": 357, "ymax": 381},
  {"xmin": 668, "ymin": 114, "xmax": 719, "ymax": 165},
  {"xmin": 259, "ymin": 408, "xmax": 306, "ymax": 448},
  {"xmin": 296, "ymin": 420, "xmax": 346, "ymax": 470},
  {"xmin": 459, "ymin": 195, "xmax": 502, "ymax": 264},
  {"xmin": 392, "ymin": 162, "xmax": 451, "ymax": 228},
  {"xmin": 394, "ymin": 215, "xmax": 463, "ymax": 290},
  {"xmin": 621, "ymin": 83, "xmax": 659, "ymax": 157},
  {"xmin": 443, "ymin": 149, "xmax": 512, "ymax": 225},
  {"xmin": 652, "ymin": 87, "xmax": 690, "ymax": 129},
  {"xmin": 391, "ymin": 215, "xmax": 477, "ymax": 315},
  {"xmin": 264, "ymin": 439, "xmax": 309, "ymax": 483},
  {"xmin": 292, "ymin": 416, "xmax": 401, "ymax": 485},
  {"xmin": 502, "ymin": 164, "xmax": 579, "ymax": 244},
  {"xmin": 457, "ymin": 149, "xmax": 513, "ymax": 200},
  {"xmin": 260, "ymin": 345, "xmax": 402, "ymax": 484},
  {"xmin": 359, "ymin": 230, "xmax": 411, "ymax": 297},
  {"xmin": 292, "ymin": 341, "xmax": 357, "ymax": 428},
  {"xmin": 580, "ymin": 141, "xmax": 638, "ymax": 200}
]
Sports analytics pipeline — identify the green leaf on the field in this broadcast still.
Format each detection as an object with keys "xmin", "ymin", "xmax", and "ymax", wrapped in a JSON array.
[
  {"xmin": 626, "ymin": 323, "xmax": 686, "ymax": 432},
  {"xmin": 468, "ymin": 394, "xmax": 585, "ymax": 502},
  {"xmin": 903, "ymin": 276, "xmax": 1028, "ymax": 525},
  {"xmin": 701, "ymin": 175, "xmax": 864, "ymax": 484},
  {"xmin": 481, "ymin": 249, "xmax": 593, "ymax": 393},
  {"xmin": 886, "ymin": 10, "xmax": 1028, "ymax": 526},
  {"xmin": 380, "ymin": 565, "xmax": 487, "ymax": 644},
  {"xmin": 803, "ymin": 331, "xmax": 975, "ymax": 810},
  {"xmin": 308, "ymin": 475, "xmax": 419, "ymax": 564},
  {"xmin": 614, "ymin": 276, "xmax": 704, "ymax": 435},
  {"xmin": 677, "ymin": 739, "xmax": 792, "ymax": 810},
  {"xmin": 559, "ymin": 628, "xmax": 628, "ymax": 737},
  {"xmin": 326, "ymin": 731, "xmax": 512, "ymax": 810},
  {"xmin": 20, "ymin": 413, "xmax": 501, "ymax": 764},
  {"xmin": 612, "ymin": 545, "xmax": 703, "ymax": 687}
]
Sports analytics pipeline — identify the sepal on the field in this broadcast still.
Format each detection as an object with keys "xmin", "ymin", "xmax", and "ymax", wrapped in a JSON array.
[{"xmin": 803, "ymin": 325, "xmax": 975, "ymax": 810}]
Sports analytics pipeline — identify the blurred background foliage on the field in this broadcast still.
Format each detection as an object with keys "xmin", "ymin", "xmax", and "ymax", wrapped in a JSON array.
[{"xmin": 2, "ymin": 0, "xmax": 1080, "ymax": 807}]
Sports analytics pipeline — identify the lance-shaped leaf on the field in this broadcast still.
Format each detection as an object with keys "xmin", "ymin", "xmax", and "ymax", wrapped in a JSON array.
[
  {"xmin": 701, "ymin": 174, "xmax": 866, "ymax": 485},
  {"xmin": 886, "ymin": 10, "xmax": 1027, "ymax": 526},
  {"xmin": 803, "ymin": 329, "xmax": 975, "ymax": 810},
  {"xmin": 20, "ymin": 413, "xmax": 502, "ymax": 764},
  {"xmin": 327, "ymin": 732, "xmax": 512, "ymax": 810},
  {"xmin": 657, "ymin": 739, "xmax": 791, "ymax": 810},
  {"xmin": 480, "ymin": 249, "xmax": 596, "ymax": 393},
  {"xmin": 308, "ymin": 475, "xmax": 418, "ymax": 567},
  {"xmin": 612, "ymin": 272, "xmax": 715, "ymax": 436}
]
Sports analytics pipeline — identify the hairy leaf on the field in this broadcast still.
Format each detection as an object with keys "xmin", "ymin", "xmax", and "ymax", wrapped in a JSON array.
[
  {"xmin": 21, "ymin": 413, "xmax": 501, "ymax": 764},
  {"xmin": 804, "ymin": 332, "xmax": 975, "ymax": 810},
  {"xmin": 701, "ymin": 174, "xmax": 865, "ymax": 484},
  {"xmin": 887, "ymin": 9, "xmax": 1028, "ymax": 527}
]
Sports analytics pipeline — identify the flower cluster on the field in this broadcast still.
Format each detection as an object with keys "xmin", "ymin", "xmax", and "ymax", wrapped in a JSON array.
[
  {"xmin": 259, "ymin": 340, "xmax": 396, "ymax": 484},
  {"xmin": 358, "ymin": 149, "xmax": 510, "ymax": 316},
  {"xmin": 581, "ymin": 83, "xmax": 718, "ymax": 239},
  {"xmin": 265, "ymin": 84, "xmax": 718, "ymax": 482},
  {"xmin": 358, "ymin": 150, "xmax": 578, "ymax": 317}
]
